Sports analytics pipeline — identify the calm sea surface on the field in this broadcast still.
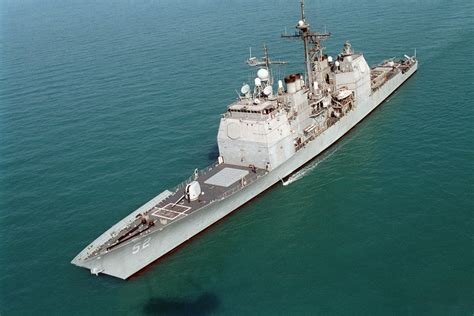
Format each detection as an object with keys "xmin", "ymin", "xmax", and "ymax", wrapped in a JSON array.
[{"xmin": 1, "ymin": 0, "xmax": 473, "ymax": 314}]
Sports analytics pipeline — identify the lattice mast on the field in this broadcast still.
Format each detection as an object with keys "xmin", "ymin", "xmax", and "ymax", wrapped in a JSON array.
[{"xmin": 282, "ymin": 0, "xmax": 331, "ymax": 94}]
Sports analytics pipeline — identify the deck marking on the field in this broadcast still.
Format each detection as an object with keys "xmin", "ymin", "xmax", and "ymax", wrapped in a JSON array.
[
  {"xmin": 151, "ymin": 203, "xmax": 191, "ymax": 220},
  {"xmin": 204, "ymin": 167, "xmax": 249, "ymax": 187}
]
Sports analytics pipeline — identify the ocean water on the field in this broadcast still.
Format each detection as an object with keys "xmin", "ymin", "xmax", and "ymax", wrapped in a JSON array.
[{"xmin": 1, "ymin": 0, "xmax": 473, "ymax": 314}]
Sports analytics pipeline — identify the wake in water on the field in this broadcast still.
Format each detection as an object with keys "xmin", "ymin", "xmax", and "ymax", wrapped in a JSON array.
[{"xmin": 282, "ymin": 145, "xmax": 340, "ymax": 186}]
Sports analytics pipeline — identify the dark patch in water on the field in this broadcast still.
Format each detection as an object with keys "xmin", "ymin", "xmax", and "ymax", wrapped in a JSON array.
[
  {"xmin": 143, "ymin": 292, "xmax": 219, "ymax": 315},
  {"xmin": 207, "ymin": 144, "xmax": 219, "ymax": 161}
]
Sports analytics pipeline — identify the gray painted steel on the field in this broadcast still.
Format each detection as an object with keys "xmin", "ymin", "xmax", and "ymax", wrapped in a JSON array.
[
  {"xmin": 72, "ymin": 1, "xmax": 418, "ymax": 280},
  {"xmin": 204, "ymin": 168, "xmax": 249, "ymax": 187}
]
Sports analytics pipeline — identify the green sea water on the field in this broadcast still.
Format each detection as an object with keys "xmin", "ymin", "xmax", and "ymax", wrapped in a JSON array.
[{"xmin": 1, "ymin": 0, "xmax": 473, "ymax": 314}]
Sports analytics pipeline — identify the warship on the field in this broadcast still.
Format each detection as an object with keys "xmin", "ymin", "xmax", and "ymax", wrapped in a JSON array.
[{"xmin": 72, "ymin": 1, "xmax": 417, "ymax": 279}]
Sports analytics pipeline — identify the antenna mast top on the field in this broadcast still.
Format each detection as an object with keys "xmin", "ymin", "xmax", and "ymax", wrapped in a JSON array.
[
  {"xmin": 300, "ymin": 0, "xmax": 305, "ymax": 21},
  {"xmin": 282, "ymin": 0, "xmax": 331, "ymax": 94}
]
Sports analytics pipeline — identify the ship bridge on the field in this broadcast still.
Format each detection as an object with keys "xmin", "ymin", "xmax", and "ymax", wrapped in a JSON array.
[{"xmin": 225, "ymin": 99, "xmax": 279, "ymax": 120}]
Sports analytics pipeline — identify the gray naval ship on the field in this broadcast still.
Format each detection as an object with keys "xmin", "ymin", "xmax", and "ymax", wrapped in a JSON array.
[{"xmin": 72, "ymin": 1, "xmax": 417, "ymax": 279}]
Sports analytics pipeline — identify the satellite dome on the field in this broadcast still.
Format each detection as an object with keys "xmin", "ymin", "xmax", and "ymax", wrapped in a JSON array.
[
  {"xmin": 257, "ymin": 68, "xmax": 269, "ymax": 81},
  {"xmin": 335, "ymin": 61, "xmax": 340, "ymax": 67},
  {"xmin": 254, "ymin": 77, "xmax": 262, "ymax": 87},
  {"xmin": 298, "ymin": 20, "xmax": 305, "ymax": 27},
  {"xmin": 328, "ymin": 56, "xmax": 333, "ymax": 63},
  {"xmin": 263, "ymin": 86, "xmax": 273, "ymax": 96},
  {"xmin": 240, "ymin": 84, "xmax": 250, "ymax": 95}
]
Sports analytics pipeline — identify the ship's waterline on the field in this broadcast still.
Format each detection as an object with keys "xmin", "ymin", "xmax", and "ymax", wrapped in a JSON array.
[
  {"xmin": 76, "ymin": 79, "xmax": 415, "ymax": 278},
  {"xmin": 72, "ymin": 21, "xmax": 417, "ymax": 278}
]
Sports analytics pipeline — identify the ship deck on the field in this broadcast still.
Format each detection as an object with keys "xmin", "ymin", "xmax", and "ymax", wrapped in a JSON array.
[
  {"xmin": 370, "ymin": 58, "xmax": 416, "ymax": 91},
  {"xmin": 91, "ymin": 162, "xmax": 267, "ymax": 257}
]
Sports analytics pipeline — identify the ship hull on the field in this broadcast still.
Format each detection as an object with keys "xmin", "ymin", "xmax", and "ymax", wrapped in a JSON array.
[{"xmin": 73, "ymin": 62, "xmax": 417, "ymax": 279}]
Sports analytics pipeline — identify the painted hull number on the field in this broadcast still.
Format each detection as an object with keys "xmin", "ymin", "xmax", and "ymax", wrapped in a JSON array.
[{"xmin": 132, "ymin": 237, "xmax": 151, "ymax": 254}]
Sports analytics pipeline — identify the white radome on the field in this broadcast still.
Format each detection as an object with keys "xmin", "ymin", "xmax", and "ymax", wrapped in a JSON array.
[
  {"xmin": 263, "ymin": 86, "xmax": 273, "ymax": 96},
  {"xmin": 241, "ymin": 84, "xmax": 250, "ymax": 95},
  {"xmin": 257, "ymin": 68, "xmax": 270, "ymax": 81},
  {"xmin": 254, "ymin": 77, "xmax": 262, "ymax": 87}
]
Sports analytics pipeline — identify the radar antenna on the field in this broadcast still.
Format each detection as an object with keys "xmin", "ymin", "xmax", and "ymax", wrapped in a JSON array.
[
  {"xmin": 281, "ymin": 0, "xmax": 331, "ymax": 94},
  {"xmin": 246, "ymin": 44, "xmax": 288, "ymax": 85},
  {"xmin": 246, "ymin": 44, "xmax": 288, "ymax": 68}
]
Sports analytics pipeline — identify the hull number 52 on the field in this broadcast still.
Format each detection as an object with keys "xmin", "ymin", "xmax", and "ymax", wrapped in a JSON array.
[{"xmin": 132, "ymin": 237, "xmax": 151, "ymax": 254}]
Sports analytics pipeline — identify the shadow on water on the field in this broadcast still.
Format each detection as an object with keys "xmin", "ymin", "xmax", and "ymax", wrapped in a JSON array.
[
  {"xmin": 143, "ymin": 292, "xmax": 220, "ymax": 316},
  {"xmin": 207, "ymin": 144, "xmax": 219, "ymax": 161}
]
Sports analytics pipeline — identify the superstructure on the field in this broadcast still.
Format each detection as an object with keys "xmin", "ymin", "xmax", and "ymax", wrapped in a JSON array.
[{"xmin": 72, "ymin": 1, "xmax": 417, "ymax": 279}]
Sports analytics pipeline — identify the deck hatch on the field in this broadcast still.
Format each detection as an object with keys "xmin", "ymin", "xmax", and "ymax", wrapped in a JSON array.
[{"xmin": 204, "ymin": 167, "xmax": 249, "ymax": 187}]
